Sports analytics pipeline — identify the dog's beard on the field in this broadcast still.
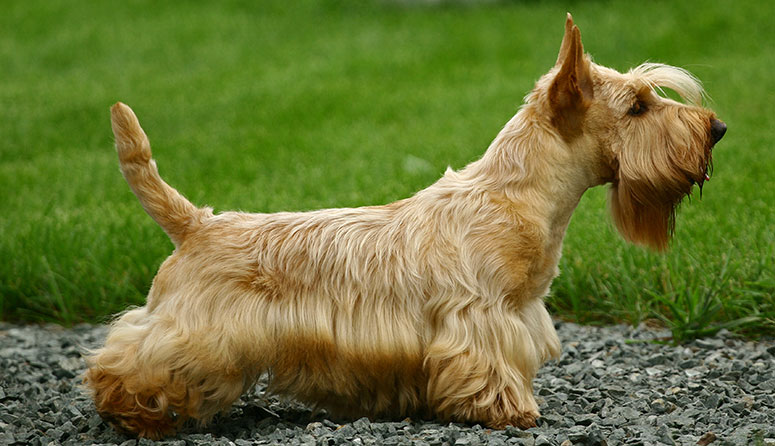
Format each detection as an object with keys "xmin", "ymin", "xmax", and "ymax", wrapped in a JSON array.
[
  {"xmin": 607, "ymin": 145, "xmax": 714, "ymax": 251},
  {"xmin": 608, "ymin": 177, "xmax": 685, "ymax": 251}
]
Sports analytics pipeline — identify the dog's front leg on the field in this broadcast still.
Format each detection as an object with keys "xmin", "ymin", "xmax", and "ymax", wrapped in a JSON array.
[{"xmin": 424, "ymin": 299, "xmax": 557, "ymax": 429}]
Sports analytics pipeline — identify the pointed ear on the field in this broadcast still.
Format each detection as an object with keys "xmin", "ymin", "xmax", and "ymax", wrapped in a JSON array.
[
  {"xmin": 555, "ymin": 13, "xmax": 575, "ymax": 67},
  {"xmin": 549, "ymin": 14, "xmax": 594, "ymax": 140}
]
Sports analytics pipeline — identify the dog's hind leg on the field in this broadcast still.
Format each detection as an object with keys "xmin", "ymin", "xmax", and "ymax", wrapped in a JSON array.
[{"xmin": 84, "ymin": 306, "xmax": 257, "ymax": 439}]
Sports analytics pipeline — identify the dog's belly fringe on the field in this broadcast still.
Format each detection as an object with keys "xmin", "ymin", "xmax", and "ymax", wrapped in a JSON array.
[
  {"xmin": 267, "ymin": 335, "xmax": 427, "ymax": 419},
  {"xmin": 256, "ymin": 287, "xmax": 427, "ymax": 418},
  {"xmin": 251, "ymin": 296, "xmax": 559, "ymax": 422}
]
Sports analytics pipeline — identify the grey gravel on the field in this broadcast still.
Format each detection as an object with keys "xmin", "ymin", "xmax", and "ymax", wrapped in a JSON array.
[{"xmin": 1, "ymin": 321, "xmax": 774, "ymax": 445}]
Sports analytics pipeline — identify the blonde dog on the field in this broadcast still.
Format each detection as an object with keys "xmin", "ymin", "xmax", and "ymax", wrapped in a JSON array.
[{"xmin": 85, "ymin": 14, "xmax": 725, "ymax": 439}]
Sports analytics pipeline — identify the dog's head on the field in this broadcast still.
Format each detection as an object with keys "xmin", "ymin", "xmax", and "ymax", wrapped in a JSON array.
[{"xmin": 541, "ymin": 14, "xmax": 725, "ymax": 250}]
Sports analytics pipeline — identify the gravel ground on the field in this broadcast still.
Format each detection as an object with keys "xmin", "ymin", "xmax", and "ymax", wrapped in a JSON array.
[{"xmin": 1, "ymin": 321, "xmax": 774, "ymax": 446}]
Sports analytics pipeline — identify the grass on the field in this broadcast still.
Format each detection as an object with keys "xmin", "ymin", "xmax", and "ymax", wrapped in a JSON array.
[{"xmin": 1, "ymin": 0, "xmax": 773, "ymax": 340}]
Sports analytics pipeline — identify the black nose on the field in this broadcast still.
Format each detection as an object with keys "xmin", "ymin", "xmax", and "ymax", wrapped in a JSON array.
[{"xmin": 710, "ymin": 118, "xmax": 726, "ymax": 144}]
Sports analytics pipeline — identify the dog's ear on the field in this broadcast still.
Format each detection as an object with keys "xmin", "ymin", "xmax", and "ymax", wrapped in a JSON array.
[
  {"xmin": 549, "ymin": 13, "xmax": 594, "ymax": 140},
  {"xmin": 555, "ymin": 13, "xmax": 576, "ymax": 67}
]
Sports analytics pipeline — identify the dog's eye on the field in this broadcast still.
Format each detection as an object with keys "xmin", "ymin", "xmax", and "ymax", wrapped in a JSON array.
[{"xmin": 628, "ymin": 101, "xmax": 647, "ymax": 116}]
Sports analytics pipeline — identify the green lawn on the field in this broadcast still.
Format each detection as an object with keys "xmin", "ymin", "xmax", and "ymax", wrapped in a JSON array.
[{"xmin": 1, "ymin": 0, "xmax": 773, "ymax": 340}]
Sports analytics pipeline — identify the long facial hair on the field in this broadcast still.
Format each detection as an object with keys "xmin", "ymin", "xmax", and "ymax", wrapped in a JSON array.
[{"xmin": 607, "ymin": 64, "xmax": 712, "ymax": 251}]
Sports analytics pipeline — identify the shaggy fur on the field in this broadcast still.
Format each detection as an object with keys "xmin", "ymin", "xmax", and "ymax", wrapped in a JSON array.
[{"xmin": 84, "ymin": 15, "xmax": 726, "ymax": 439}]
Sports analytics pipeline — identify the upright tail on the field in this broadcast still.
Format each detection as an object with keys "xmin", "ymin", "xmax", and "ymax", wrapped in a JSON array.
[{"xmin": 110, "ymin": 102, "xmax": 210, "ymax": 247}]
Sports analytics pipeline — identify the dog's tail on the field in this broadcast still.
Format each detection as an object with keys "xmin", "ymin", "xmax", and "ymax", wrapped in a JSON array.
[{"xmin": 110, "ymin": 102, "xmax": 209, "ymax": 247}]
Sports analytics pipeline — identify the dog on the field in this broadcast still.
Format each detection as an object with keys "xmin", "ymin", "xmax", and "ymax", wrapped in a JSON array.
[{"xmin": 85, "ymin": 14, "xmax": 726, "ymax": 439}]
